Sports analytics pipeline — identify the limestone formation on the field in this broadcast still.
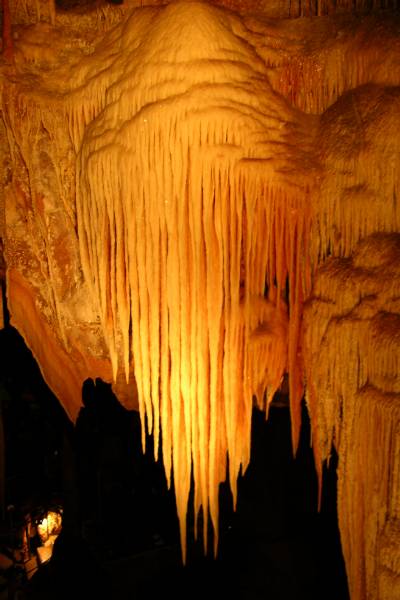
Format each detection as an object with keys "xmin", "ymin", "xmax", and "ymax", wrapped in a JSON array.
[{"xmin": 0, "ymin": 0, "xmax": 399, "ymax": 594}]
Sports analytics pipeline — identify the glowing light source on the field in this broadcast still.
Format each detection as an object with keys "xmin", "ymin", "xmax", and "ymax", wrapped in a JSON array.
[{"xmin": 37, "ymin": 510, "xmax": 62, "ymax": 545}]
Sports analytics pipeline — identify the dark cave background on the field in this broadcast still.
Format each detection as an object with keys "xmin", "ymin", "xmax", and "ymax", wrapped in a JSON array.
[{"xmin": 0, "ymin": 320, "xmax": 349, "ymax": 600}]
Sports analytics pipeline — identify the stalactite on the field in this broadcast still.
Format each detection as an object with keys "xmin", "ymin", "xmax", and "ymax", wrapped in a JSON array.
[
  {"xmin": 338, "ymin": 386, "xmax": 400, "ymax": 600},
  {"xmin": 271, "ymin": 15, "xmax": 400, "ymax": 115},
  {"xmin": 2, "ymin": 0, "xmax": 399, "ymax": 582},
  {"xmin": 311, "ymin": 86, "xmax": 400, "ymax": 266},
  {"xmin": 303, "ymin": 233, "xmax": 400, "ymax": 600},
  {"xmin": 73, "ymin": 1, "xmax": 316, "ymax": 558}
]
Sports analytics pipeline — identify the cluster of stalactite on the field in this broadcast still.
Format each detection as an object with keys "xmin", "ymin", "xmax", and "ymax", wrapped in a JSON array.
[
  {"xmin": 74, "ymin": 1, "xmax": 316, "ymax": 557},
  {"xmin": 303, "ymin": 233, "xmax": 400, "ymax": 600},
  {"xmin": 5, "ymin": 0, "xmax": 400, "ymax": 27},
  {"xmin": 302, "ymin": 80, "xmax": 400, "ymax": 600},
  {"xmin": 1, "ymin": 1, "xmax": 318, "ymax": 559},
  {"xmin": 288, "ymin": 0, "xmax": 399, "ymax": 17},
  {"xmin": 1, "ymin": 0, "xmax": 400, "ymax": 583}
]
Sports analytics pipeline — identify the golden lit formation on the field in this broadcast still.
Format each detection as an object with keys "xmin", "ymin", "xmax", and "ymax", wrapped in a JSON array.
[
  {"xmin": 303, "ymin": 233, "xmax": 400, "ymax": 600},
  {"xmin": 0, "ymin": 0, "xmax": 399, "ymax": 596},
  {"xmin": 75, "ymin": 2, "xmax": 315, "ymax": 556}
]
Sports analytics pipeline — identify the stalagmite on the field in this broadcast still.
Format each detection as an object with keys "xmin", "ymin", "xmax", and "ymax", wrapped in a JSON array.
[{"xmin": 1, "ymin": 0, "xmax": 399, "ymax": 592}]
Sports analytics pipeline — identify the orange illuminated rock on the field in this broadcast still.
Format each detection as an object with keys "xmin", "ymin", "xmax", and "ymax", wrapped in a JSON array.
[
  {"xmin": 0, "ymin": 0, "xmax": 399, "ymax": 585},
  {"xmin": 303, "ymin": 233, "xmax": 400, "ymax": 600}
]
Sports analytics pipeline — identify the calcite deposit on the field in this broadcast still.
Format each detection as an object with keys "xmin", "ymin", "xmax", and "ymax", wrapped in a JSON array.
[{"xmin": 0, "ymin": 0, "xmax": 399, "ymax": 592}]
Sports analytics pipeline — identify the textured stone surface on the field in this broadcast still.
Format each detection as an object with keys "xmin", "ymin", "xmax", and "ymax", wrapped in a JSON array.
[{"xmin": 1, "ymin": 0, "xmax": 399, "ymax": 592}]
